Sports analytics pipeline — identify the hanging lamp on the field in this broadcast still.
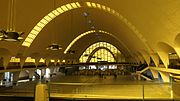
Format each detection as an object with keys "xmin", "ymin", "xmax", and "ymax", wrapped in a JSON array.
[
  {"xmin": 46, "ymin": 0, "xmax": 62, "ymax": 50},
  {"xmin": 0, "ymin": 0, "xmax": 24, "ymax": 42}
]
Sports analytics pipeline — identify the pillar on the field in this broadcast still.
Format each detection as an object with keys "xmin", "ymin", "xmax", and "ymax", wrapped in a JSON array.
[
  {"xmin": 35, "ymin": 58, "xmax": 41, "ymax": 67},
  {"xmin": 150, "ymin": 69, "xmax": 158, "ymax": 80},
  {"xmin": 3, "ymin": 56, "xmax": 11, "ymax": 70},
  {"xmin": 12, "ymin": 71, "xmax": 20, "ymax": 85},
  {"xmin": 28, "ymin": 70, "xmax": 35, "ymax": 81},
  {"xmin": 140, "ymin": 51, "xmax": 150, "ymax": 65},
  {"xmin": 159, "ymin": 71, "xmax": 170, "ymax": 82},
  {"xmin": 157, "ymin": 51, "xmax": 169, "ymax": 68},
  {"xmin": 150, "ymin": 53, "xmax": 159, "ymax": 67},
  {"xmin": 20, "ymin": 57, "xmax": 26, "ymax": 68}
]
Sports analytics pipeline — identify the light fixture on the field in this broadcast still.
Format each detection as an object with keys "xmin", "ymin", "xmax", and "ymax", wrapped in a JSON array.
[
  {"xmin": 46, "ymin": 0, "xmax": 62, "ymax": 51},
  {"xmin": 0, "ymin": 0, "xmax": 24, "ymax": 42},
  {"xmin": 0, "ymin": 30, "xmax": 24, "ymax": 41},
  {"xmin": 46, "ymin": 43, "xmax": 62, "ymax": 50}
]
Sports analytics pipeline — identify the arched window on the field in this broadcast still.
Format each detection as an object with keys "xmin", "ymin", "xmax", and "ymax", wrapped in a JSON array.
[{"xmin": 79, "ymin": 42, "xmax": 122, "ymax": 63}]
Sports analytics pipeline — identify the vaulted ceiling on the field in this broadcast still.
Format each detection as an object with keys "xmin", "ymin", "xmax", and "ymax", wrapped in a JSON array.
[{"xmin": 0, "ymin": 0, "xmax": 180, "ymax": 62}]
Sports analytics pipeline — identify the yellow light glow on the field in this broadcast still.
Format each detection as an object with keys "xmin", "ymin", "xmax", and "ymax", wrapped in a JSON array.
[
  {"xmin": 48, "ymin": 12, "xmax": 56, "ymax": 19},
  {"xmin": 107, "ymin": 7, "xmax": 110, "ymax": 12},
  {"xmin": 25, "ymin": 38, "xmax": 33, "ymax": 43},
  {"xmin": 22, "ymin": 41, "xmax": 31, "ymax": 47},
  {"xmin": 91, "ymin": 3, "xmax": 97, "ymax": 8},
  {"xmin": 80, "ymin": 42, "xmax": 120, "ymax": 63},
  {"xmin": 40, "ymin": 19, "xmax": 48, "ymax": 25},
  {"xmin": 97, "ymin": 4, "xmax": 101, "ymax": 9},
  {"xmin": 28, "ymin": 34, "xmax": 36, "ymax": 39},
  {"xmin": 61, "ymin": 5, "xmax": 68, "ymax": 11},
  {"xmin": 111, "ymin": 9, "xmax": 115, "ymax": 14},
  {"xmin": 64, "ymin": 30, "xmax": 96, "ymax": 54},
  {"xmin": 39, "ymin": 58, "xmax": 45, "ymax": 63},
  {"xmin": 34, "ymin": 26, "xmax": 42, "ymax": 32},
  {"xmin": 76, "ymin": 2, "xmax": 81, "ymax": 7},
  {"xmin": 102, "ymin": 5, "xmax": 106, "ymax": 10},
  {"xmin": 56, "ymin": 7, "xmax": 64, "ymax": 13},
  {"xmin": 37, "ymin": 22, "xmax": 46, "ymax": 28},
  {"xmin": 31, "ymin": 30, "xmax": 39, "ymax": 35},
  {"xmin": 44, "ymin": 15, "xmax": 52, "ymax": 22},
  {"xmin": 86, "ymin": 2, "xmax": 92, "ymax": 7},
  {"xmin": 115, "ymin": 12, "xmax": 120, "ymax": 16},
  {"xmin": 10, "ymin": 57, "xmax": 20, "ymax": 62},
  {"xmin": 66, "ymin": 4, "xmax": 73, "ymax": 10},
  {"xmin": 25, "ymin": 57, "xmax": 35, "ymax": 62},
  {"xmin": 52, "ymin": 10, "xmax": 60, "ymax": 16},
  {"xmin": 22, "ymin": 2, "xmax": 127, "ymax": 48},
  {"xmin": 71, "ymin": 3, "xmax": 78, "ymax": 8},
  {"xmin": 62, "ymin": 60, "xmax": 65, "ymax": 63},
  {"xmin": 50, "ymin": 60, "xmax": 55, "ymax": 62}
]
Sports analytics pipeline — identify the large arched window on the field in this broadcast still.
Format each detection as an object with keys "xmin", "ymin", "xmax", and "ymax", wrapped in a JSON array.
[{"xmin": 79, "ymin": 42, "xmax": 123, "ymax": 63}]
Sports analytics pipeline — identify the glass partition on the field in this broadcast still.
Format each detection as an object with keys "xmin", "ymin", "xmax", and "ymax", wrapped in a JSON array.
[{"xmin": 48, "ymin": 82, "xmax": 180, "ymax": 100}]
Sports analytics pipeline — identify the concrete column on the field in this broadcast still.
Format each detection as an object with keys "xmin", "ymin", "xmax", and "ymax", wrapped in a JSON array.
[
  {"xmin": 3, "ymin": 56, "xmax": 11, "ymax": 70},
  {"xmin": 28, "ymin": 70, "xmax": 35, "ymax": 81},
  {"xmin": 53, "ymin": 59, "xmax": 58, "ymax": 66},
  {"xmin": 45, "ymin": 59, "xmax": 50, "ymax": 66},
  {"xmin": 159, "ymin": 71, "xmax": 170, "ymax": 82},
  {"xmin": 138, "ymin": 55, "xmax": 145, "ymax": 63},
  {"xmin": 140, "ymin": 51, "xmax": 150, "ymax": 65},
  {"xmin": 150, "ymin": 53, "xmax": 159, "ymax": 67},
  {"xmin": 174, "ymin": 48, "xmax": 180, "ymax": 59},
  {"xmin": 20, "ymin": 57, "xmax": 26, "ymax": 68},
  {"xmin": 157, "ymin": 51, "xmax": 169, "ymax": 68},
  {"xmin": 35, "ymin": 58, "xmax": 41, "ymax": 67},
  {"xmin": 12, "ymin": 71, "xmax": 20, "ymax": 85},
  {"xmin": 150, "ymin": 69, "xmax": 158, "ymax": 80}
]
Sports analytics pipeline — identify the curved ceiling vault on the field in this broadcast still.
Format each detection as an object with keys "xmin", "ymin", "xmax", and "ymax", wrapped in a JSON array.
[
  {"xmin": 1, "ymin": 0, "xmax": 180, "ymax": 63},
  {"xmin": 21, "ymin": 1, "xmax": 149, "ymax": 59}
]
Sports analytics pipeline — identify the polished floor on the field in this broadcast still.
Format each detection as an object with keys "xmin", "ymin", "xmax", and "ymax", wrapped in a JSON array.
[{"xmin": 0, "ymin": 73, "xmax": 179, "ymax": 101}]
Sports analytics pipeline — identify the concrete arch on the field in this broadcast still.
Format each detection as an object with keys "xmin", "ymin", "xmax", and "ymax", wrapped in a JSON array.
[
  {"xmin": 86, "ymin": 47, "xmax": 117, "ymax": 63},
  {"xmin": 156, "ymin": 42, "xmax": 176, "ymax": 53},
  {"xmin": 174, "ymin": 33, "xmax": 180, "ymax": 47},
  {"xmin": 21, "ymin": 1, "xmax": 150, "ymax": 53},
  {"xmin": 64, "ymin": 30, "xmax": 131, "ymax": 56},
  {"xmin": 74, "ymin": 33, "xmax": 132, "ymax": 60},
  {"xmin": 156, "ymin": 42, "xmax": 176, "ymax": 68}
]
